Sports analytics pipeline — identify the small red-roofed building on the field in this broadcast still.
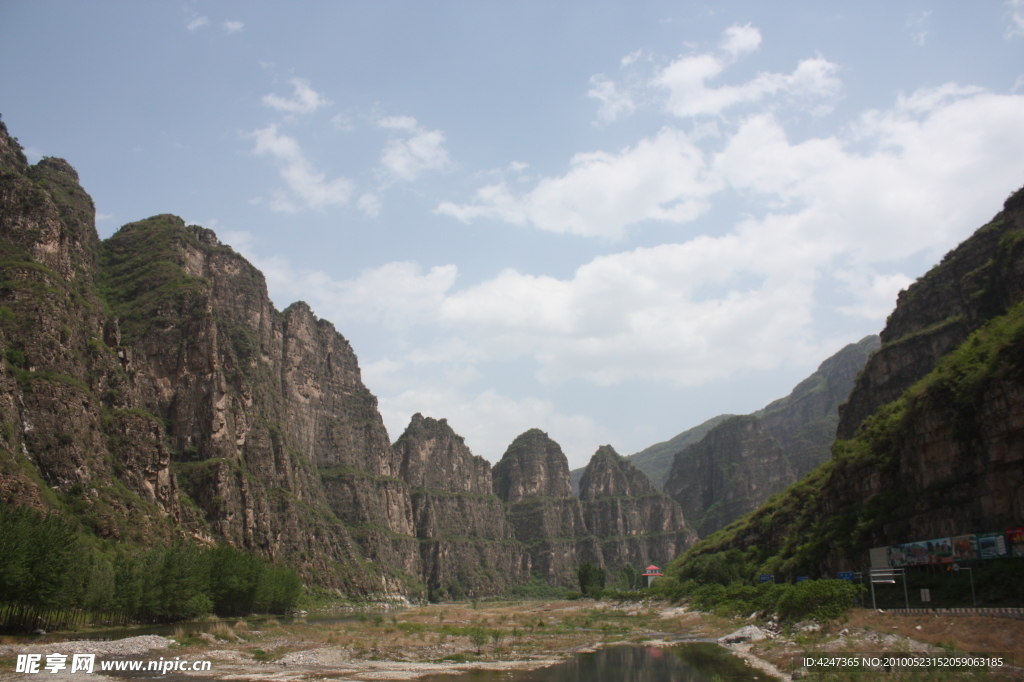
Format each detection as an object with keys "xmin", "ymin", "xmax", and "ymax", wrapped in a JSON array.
[{"xmin": 642, "ymin": 565, "xmax": 664, "ymax": 587}]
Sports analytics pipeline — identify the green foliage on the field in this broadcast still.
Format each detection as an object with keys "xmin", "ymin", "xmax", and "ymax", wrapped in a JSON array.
[
  {"xmin": 0, "ymin": 506, "xmax": 88, "ymax": 610},
  {"xmin": 675, "ymin": 549, "xmax": 754, "ymax": 586},
  {"xmin": 97, "ymin": 215, "xmax": 211, "ymax": 343},
  {"xmin": 4, "ymin": 348, "xmax": 26, "ymax": 369},
  {"xmin": 0, "ymin": 505, "xmax": 302, "ymax": 630},
  {"xmin": 508, "ymin": 574, "xmax": 565, "ymax": 599},
  {"xmin": 774, "ymin": 580, "xmax": 861, "ymax": 621},
  {"xmin": 613, "ymin": 563, "xmax": 644, "ymax": 591},
  {"xmin": 577, "ymin": 561, "xmax": 606, "ymax": 599}
]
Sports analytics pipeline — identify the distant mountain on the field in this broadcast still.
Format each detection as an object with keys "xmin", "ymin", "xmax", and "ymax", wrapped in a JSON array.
[
  {"xmin": 571, "ymin": 337, "xmax": 878, "ymax": 498},
  {"xmin": 662, "ymin": 336, "xmax": 878, "ymax": 537},
  {"xmin": 674, "ymin": 184, "xmax": 1024, "ymax": 579}
]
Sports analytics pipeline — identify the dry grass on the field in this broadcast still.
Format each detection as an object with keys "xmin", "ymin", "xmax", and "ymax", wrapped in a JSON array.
[{"xmin": 847, "ymin": 609, "xmax": 1024, "ymax": 663}]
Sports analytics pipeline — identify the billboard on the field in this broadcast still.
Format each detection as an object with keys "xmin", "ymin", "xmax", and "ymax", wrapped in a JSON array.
[
  {"xmin": 951, "ymin": 534, "xmax": 978, "ymax": 561},
  {"xmin": 978, "ymin": 532, "xmax": 1008, "ymax": 559},
  {"xmin": 1007, "ymin": 527, "xmax": 1024, "ymax": 557}
]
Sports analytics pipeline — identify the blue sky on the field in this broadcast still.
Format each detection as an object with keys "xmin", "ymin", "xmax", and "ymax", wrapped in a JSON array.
[{"xmin": 3, "ymin": 2, "xmax": 1024, "ymax": 469}]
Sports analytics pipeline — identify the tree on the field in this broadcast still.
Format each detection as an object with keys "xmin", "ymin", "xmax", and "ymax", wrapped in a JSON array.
[{"xmin": 577, "ymin": 562, "xmax": 606, "ymax": 599}]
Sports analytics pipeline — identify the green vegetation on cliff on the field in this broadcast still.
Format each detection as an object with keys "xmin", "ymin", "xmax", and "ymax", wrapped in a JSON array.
[{"xmin": 670, "ymin": 261, "xmax": 1024, "ymax": 587}]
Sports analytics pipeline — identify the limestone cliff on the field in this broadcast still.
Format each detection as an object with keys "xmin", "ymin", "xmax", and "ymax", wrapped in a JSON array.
[
  {"xmin": 492, "ymin": 429, "xmax": 596, "ymax": 586},
  {"xmin": 393, "ymin": 414, "xmax": 527, "ymax": 597},
  {"xmin": 678, "ymin": 186, "xmax": 1024, "ymax": 578},
  {"xmin": 493, "ymin": 428, "xmax": 575, "ymax": 502},
  {"xmin": 757, "ymin": 335, "xmax": 880, "ymax": 477},
  {"xmin": 664, "ymin": 416, "xmax": 793, "ymax": 538},
  {"xmin": 578, "ymin": 445, "xmax": 696, "ymax": 567},
  {"xmin": 0, "ymin": 136, "xmax": 182, "ymax": 545},
  {"xmin": 837, "ymin": 192, "xmax": 1024, "ymax": 439},
  {"xmin": 494, "ymin": 432, "xmax": 696, "ymax": 585}
]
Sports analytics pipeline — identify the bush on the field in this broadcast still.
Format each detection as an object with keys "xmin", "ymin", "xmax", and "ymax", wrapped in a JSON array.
[
  {"xmin": 577, "ymin": 562, "xmax": 606, "ymax": 599},
  {"xmin": 775, "ymin": 580, "xmax": 861, "ymax": 622}
]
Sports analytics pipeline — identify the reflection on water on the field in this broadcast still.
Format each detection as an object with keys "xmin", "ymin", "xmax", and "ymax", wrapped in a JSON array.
[{"xmin": 420, "ymin": 643, "xmax": 764, "ymax": 682}]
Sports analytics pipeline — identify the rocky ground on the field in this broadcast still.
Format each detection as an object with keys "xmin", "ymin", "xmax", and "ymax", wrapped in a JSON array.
[{"xmin": 0, "ymin": 602, "xmax": 1021, "ymax": 681}]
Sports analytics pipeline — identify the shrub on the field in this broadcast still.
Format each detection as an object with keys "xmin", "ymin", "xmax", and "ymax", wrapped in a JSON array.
[{"xmin": 775, "ymin": 579, "xmax": 861, "ymax": 622}]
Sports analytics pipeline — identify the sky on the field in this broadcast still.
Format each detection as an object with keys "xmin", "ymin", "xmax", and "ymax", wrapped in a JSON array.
[{"xmin": 2, "ymin": 2, "xmax": 1024, "ymax": 470}]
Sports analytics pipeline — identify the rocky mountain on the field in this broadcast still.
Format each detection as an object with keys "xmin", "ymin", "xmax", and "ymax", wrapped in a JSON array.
[
  {"xmin": 571, "ymin": 414, "xmax": 733, "ymax": 493},
  {"xmin": 578, "ymin": 446, "xmax": 696, "ymax": 568},
  {"xmin": 585, "ymin": 337, "xmax": 879, "ymax": 499},
  {"xmin": 494, "ymin": 431, "xmax": 696, "ymax": 586},
  {"xmin": 675, "ymin": 185, "xmax": 1024, "ymax": 578},
  {"xmin": 757, "ymin": 335, "xmax": 880, "ymax": 477},
  {"xmin": 0, "ymin": 118, "xmax": 694, "ymax": 598},
  {"xmin": 659, "ymin": 337, "xmax": 877, "ymax": 537},
  {"xmin": 393, "ymin": 414, "xmax": 527, "ymax": 599},
  {"xmin": 664, "ymin": 416, "xmax": 792, "ymax": 538}
]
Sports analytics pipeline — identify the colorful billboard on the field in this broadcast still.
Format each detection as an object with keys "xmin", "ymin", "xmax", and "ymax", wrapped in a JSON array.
[
  {"xmin": 951, "ymin": 534, "xmax": 978, "ymax": 561},
  {"xmin": 1007, "ymin": 527, "xmax": 1024, "ymax": 557},
  {"xmin": 978, "ymin": 532, "xmax": 1008, "ymax": 559}
]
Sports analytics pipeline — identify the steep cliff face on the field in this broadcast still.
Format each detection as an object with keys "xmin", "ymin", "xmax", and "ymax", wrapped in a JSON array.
[
  {"xmin": 0, "ymin": 129, "xmax": 181, "ymax": 545},
  {"xmin": 678, "ymin": 186, "xmax": 1024, "ymax": 579},
  {"xmin": 493, "ymin": 430, "xmax": 595, "ymax": 586},
  {"xmin": 393, "ymin": 414, "xmax": 527, "ymax": 597},
  {"xmin": 664, "ymin": 416, "xmax": 793, "ymax": 538},
  {"xmin": 493, "ymin": 433, "xmax": 696, "ymax": 585},
  {"xmin": 578, "ymin": 445, "xmax": 696, "ymax": 567},
  {"xmin": 493, "ymin": 428, "xmax": 574, "ymax": 502},
  {"xmin": 98, "ymin": 213, "xmax": 410, "ymax": 590},
  {"xmin": 758, "ymin": 335, "xmax": 880, "ymax": 477},
  {"xmin": 837, "ymin": 193, "xmax": 1024, "ymax": 439},
  {"xmin": 0, "ymin": 118, "xmax": 410, "ymax": 592}
]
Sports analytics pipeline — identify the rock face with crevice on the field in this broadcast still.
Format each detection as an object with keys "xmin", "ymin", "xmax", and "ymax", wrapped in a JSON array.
[
  {"xmin": 0, "ymin": 117, "xmax": 703, "ymax": 597},
  {"xmin": 393, "ymin": 414, "xmax": 527, "ymax": 599},
  {"xmin": 664, "ymin": 416, "xmax": 793, "ymax": 538},
  {"xmin": 494, "ymin": 432, "xmax": 696, "ymax": 586}
]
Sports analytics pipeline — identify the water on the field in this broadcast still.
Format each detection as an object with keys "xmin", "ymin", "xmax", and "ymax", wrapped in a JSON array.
[{"xmin": 419, "ymin": 644, "xmax": 766, "ymax": 682}]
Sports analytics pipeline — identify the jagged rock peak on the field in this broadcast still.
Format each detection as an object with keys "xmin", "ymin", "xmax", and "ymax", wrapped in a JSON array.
[
  {"xmin": 0, "ymin": 115, "xmax": 29, "ymax": 172},
  {"xmin": 394, "ymin": 413, "xmax": 493, "ymax": 495},
  {"xmin": 492, "ymin": 428, "xmax": 573, "ymax": 503},
  {"xmin": 578, "ymin": 445, "xmax": 656, "ymax": 501}
]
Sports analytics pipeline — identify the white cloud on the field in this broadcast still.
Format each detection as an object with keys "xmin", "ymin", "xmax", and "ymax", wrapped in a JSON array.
[
  {"xmin": 721, "ymin": 23, "xmax": 762, "ymax": 57},
  {"xmin": 437, "ymin": 127, "xmax": 717, "ymax": 240},
  {"xmin": 652, "ymin": 52, "xmax": 840, "ymax": 118},
  {"xmin": 187, "ymin": 16, "xmax": 209, "ymax": 31},
  {"xmin": 377, "ymin": 116, "xmax": 451, "ymax": 182},
  {"xmin": 588, "ymin": 75, "xmax": 637, "ymax": 124},
  {"xmin": 358, "ymin": 192, "xmax": 382, "ymax": 217},
  {"xmin": 224, "ymin": 20, "xmax": 244, "ymax": 34},
  {"xmin": 588, "ymin": 24, "xmax": 839, "ymax": 122},
  {"xmin": 378, "ymin": 387, "xmax": 614, "ymax": 467},
  {"xmin": 1007, "ymin": 0, "xmax": 1024, "ymax": 38},
  {"xmin": 907, "ymin": 11, "xmax": 930, "ymax": 47},
  {"xmin": 262, "ymin": 78, "xmax": 330, "ymax": 115},
  {"xmin": 621, "ymin": 49, "xmax": 643, "ymax": 66},
  {"xmin": 250, "ymin": 125, "xmax": 353, "ymax": 211}
]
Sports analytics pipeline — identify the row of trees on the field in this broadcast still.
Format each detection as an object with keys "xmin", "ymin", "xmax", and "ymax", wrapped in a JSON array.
[{"xmin": 0, "ymin": 506, "xmax": 302, "ymax": 632}]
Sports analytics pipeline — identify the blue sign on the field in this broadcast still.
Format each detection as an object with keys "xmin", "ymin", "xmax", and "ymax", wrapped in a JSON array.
[
  {"xmin": 838, "ymin": 571, "xmax": 855, "ymax": 581},
  {"xmin": 796, "ymin": 576, "xmax": 808, "ymax": 582},
  {"xmin": 759, "ymin": 574, "xmax": 773, "ymax": 583}
]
